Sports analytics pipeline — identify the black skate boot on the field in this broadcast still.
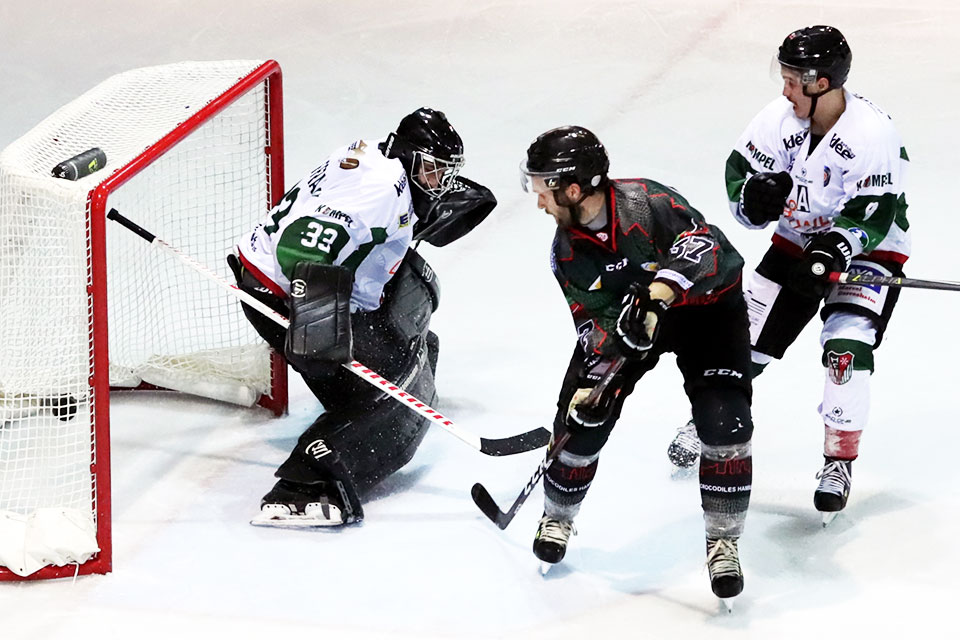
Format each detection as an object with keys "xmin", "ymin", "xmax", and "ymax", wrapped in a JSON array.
[
  {"xmin": 667, "ymin": 419, "xmax": 701, "ymax": 468},
  {"xmin": 706, "ymin": 536, "xmax": 743, "ymax": 610},
  {"xmin": 533, "ymin": 514, "xmax": 576, "ymax": 573},
  {"xmin": 814, "ymin": 456, "xmax": 853, "ymax": 526}
]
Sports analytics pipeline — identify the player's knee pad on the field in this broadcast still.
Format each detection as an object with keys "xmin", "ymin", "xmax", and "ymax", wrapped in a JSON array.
[
  {"xmin": 691, "ymin": 385, "xmax": 753, "ymax": 447},
  {"xmin": 820, "ymin": 336, "xmax": 873, "ymax": 432}
]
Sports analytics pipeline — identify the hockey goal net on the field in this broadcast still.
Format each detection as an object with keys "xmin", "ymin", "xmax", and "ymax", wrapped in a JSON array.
[{"xmin": 0, "ymin": 60, "xmax": 287, "ymax": 579}]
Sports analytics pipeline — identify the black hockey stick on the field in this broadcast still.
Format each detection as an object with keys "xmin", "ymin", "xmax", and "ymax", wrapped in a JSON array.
[
  {"xmin": 829, "ymin": 271, "xmax": 960, "ymax": 292},
  {"xmin": 106, "ymin": 208, "xmax": 550, "ymax": 457},
  {"xmin": 471, "ymin": 357, "xmax": 626, "ymax": 529}
]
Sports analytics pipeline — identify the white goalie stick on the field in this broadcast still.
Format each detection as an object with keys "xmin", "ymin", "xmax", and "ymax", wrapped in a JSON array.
[
  {"xmin": 471, "ymin": 356, "xmax": 627, "ymax": 529},
  {"xmin": 106, "ymin": 208, "xmax": 550, "ymax": 456}
]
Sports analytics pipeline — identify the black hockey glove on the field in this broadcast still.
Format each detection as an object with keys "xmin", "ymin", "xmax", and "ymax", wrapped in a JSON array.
[
  {"xmin": 566, "ymin": 380, "xmax": 621, "ymax": 429},
  {"xmin": 790, "ymin": 231, "xmax": 853, "ymax": 299},
  {"xmin": 741, "ymin": 171, "xmax": 792, "ymax": 225},
  {"xmin": 614, "ymin": 283, "xmax": 669, "ymax": 358}
]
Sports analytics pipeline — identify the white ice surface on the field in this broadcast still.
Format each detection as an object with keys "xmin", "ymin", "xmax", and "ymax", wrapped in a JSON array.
[{"xmin": 2, "ymin": 1, "xmax": 959, "ymax": 638}]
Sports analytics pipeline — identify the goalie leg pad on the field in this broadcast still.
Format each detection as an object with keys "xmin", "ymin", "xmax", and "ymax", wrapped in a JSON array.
[
  {"xmin": 285, "ymin": 261, "xmax": 354, "ymax": 376},
  {"xmin": 276, "ymin": 332, "xmax": 437, "ymax": 506}
]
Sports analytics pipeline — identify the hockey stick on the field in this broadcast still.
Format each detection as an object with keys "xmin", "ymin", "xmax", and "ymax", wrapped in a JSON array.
[
  {"xmin": 471, "ymin": 356, "xmax": 626, "ymax": 529},
  {"xmin": 829, "ymin": 271, "xmax": 960, "ymax": 292},
  {"xmin": 106, "ymin": 208, "xmax": 550, "ymax": 456}
]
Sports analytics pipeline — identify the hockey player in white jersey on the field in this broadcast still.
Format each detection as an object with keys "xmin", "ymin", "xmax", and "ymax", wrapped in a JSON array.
[
  {"xmin": 230, "ymin": 108, "xmax": 496, "ymax": 526},
  {"xmin": 667, "ymin": 26, "xmax": 910, "ymax": 524}
]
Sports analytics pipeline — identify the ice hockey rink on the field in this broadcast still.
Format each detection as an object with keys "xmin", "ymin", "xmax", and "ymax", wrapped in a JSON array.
[{"xmin": 2, "ymin": 0, "xmax": 959, "ymax": 637}]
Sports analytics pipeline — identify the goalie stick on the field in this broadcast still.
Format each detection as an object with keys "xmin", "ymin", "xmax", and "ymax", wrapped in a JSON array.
[
  {"xmin": 106, "ymin": 208, "xmax": 549, "ymax": 457},
  {"xmin": 828, "ymin": 271, "xmax": 960, "ymax": 292},
  {"xmin": 471, "ymin": 357, "xmax": 626, "ymax": 529}
]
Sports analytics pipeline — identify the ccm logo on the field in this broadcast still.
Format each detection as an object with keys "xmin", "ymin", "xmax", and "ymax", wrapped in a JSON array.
[{"xmin": 704, "ymin": 368, "xmax": 743, "ymax": 379}]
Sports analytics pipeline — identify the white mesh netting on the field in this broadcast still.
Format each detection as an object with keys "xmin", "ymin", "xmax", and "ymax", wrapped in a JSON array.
[{"xmin": 0, "ymin": 60, "xmax": 279, "ymax": 576}]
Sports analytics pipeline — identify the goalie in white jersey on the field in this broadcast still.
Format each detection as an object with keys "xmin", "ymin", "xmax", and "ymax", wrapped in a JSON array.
[
  {"xmin": 667, "ymin": 26, "xmax": 910, "ymax": 524},
  {"xmin": 230, "ymin": 108, "xmax": 495, "ymax": 526}
]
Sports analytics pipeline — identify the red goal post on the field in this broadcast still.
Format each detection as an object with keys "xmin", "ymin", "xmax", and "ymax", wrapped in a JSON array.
[{"xmin": 0, "ymin": 60, "xmax": 287, "ymax": 579}]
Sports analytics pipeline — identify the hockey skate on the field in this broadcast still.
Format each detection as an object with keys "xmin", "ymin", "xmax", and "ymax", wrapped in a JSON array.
[
  {"xmin": 250, "ymin": 479, "xmax": 351, "ymax": 528},
  {"xmin": 533, "ymin": 514, "xmax": 575, "ymax": 575},
  {"xmin": 814, "ymin": 457, "xmax": 853, "ymax": 526},
  {"xmin": 667, "ymin": 419, "xmax": 701, "ymax": 468},
  {"xmin": 706, "ymin": 536, "xmax": 743, "ymax": 611}
]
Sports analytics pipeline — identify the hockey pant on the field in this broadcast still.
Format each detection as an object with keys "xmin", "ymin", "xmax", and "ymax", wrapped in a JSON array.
[
  {"xmin": 230, "ymin": 250, "xmax": 441, "ymax": 519},
  {"xmin": 745, "ymin": 245, "xmax": 902, "ymax": 458},
  {"xmin": 545, "ymin": 287, "xmax": 754, "ymax": 537}
]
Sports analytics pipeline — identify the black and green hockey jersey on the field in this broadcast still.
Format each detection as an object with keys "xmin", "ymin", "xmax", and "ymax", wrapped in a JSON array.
[{"xmin": 551, "ymin": 179, "xmax": 744, "ymax": 359}]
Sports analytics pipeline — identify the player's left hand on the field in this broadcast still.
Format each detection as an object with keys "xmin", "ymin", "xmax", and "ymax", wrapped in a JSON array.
[
  {"xmin": 615, "ymin": 283, "xmax": 670, "ymax": 357},
  {"xmin": 792, "ymin": 230, "xmax": 853, "ymax": 298}
]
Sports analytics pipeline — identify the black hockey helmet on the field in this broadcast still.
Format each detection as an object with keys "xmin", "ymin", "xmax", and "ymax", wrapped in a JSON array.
[
  {"xmin": 381, "ymin": 107, "xmax": 465, "ymax": 200},
  {"xmin": 778, "ymin": 25, "xmax": 852, "ymax": 89},
  {"xmin": 520, "ymin": 126, "xmax": 609, "ymax": 194}
]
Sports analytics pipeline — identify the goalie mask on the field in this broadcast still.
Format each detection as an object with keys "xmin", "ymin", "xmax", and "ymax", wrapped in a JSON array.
[{"xmin": 382, "ymin": 107, "xmax": 465, "ymax": 201}]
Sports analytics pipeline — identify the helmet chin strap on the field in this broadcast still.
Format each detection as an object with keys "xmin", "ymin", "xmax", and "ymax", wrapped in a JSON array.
[
  {"xmin": 802, "ymin": 83, "xmax": 830, "ymax": 122},
  {"xmin": 556, "ymin": 189, "xmax": 591, "ymax": 226}
]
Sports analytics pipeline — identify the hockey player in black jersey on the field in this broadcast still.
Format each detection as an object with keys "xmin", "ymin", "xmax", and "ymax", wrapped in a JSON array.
[{"xmin": 519, "ymin": 126, "xmax": 755, "ymax": 607}]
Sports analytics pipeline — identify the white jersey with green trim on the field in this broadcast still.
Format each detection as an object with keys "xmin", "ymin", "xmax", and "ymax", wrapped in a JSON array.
[
  {"xmin": 238, "ymin": 138, "xmax": 416, "ymax": 311},
  {"xmin": 727, "ymin": 90, "xmax": 910, "ymax": 263}
]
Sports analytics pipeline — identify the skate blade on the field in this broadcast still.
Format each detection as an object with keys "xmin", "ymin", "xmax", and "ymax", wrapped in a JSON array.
[
  {"xmin": 539, "ymin": 561, "xmax": 554, "ymax": 576},
  {"xmin": 820, "ymin": 511, "xmax": 840, "ymax": 527},
  {"xmin": 720, "ymin": 597, "xmax": 735, "ymax": 613},
  {"xmin": 250, "ymin": 512, "xmax": 345, "ymax": 528}
]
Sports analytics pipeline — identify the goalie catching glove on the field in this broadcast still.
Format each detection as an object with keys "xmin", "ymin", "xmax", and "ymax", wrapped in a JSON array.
[{"xmin": 285, "ymin": 261, "xmax": 354, "ymax": 376}]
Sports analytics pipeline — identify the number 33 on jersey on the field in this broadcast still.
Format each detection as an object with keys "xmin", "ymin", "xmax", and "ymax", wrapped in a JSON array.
[{"xmin": 238, "ymin": 138, "xmax": 416, "ymax": 312}]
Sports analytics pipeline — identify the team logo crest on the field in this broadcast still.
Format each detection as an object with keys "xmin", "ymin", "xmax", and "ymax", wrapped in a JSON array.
[
  {"xmin": 827, "ymin": 351, "xmax": 854, "ymax": 385},
  {"xmin": 823, "ymin": 166, "xmax": 831, "ymax": 187}
]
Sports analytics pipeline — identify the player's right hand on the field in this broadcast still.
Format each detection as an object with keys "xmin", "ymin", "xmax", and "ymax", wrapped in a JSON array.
[{"xmin": 741, "ymin": 171, "xmax": 792, "ymax": 225}]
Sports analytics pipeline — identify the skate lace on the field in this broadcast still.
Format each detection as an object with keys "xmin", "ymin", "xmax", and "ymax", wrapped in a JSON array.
[
  {"xmin": 706, "ymin": 538, "xmax": 740, "ymax": 577},
  {"xmin": 673, "ymin": 420, "xmax": 699, "ymax": 450},
  {"xmin": 816, "ymin": 460, "xmax": 852, "ymax": 495},
  {"xmin": 538, "ymin": 517, "xmax": 576, "ymax": 544}
]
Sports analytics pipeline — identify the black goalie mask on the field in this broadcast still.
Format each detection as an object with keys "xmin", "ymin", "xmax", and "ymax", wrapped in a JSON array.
[{"xmin": 381, "ymin": 107, "xmax": 465, "ymax": 202}]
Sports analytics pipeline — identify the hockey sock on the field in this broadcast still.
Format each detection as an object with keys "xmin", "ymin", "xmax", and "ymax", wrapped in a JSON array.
[
  {"xmin": 824, "ymin": 426, "xmax": 861, "ymax": 460},
  {"xmin": 544, "ymin": 450, "xmax": 599, "ymax": 522},
  {"xmin": 700, "ymin": 441, "xmax": 752, "ymax": 538}
]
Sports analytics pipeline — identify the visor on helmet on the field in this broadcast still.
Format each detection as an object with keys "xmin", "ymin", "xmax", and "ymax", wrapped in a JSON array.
[
  {"xmin": 770, "ymin": 55, "xmax": 820, "ymax": 87},
  {"xmin": 518, "ymin": 160, "xmax": 577, "ymax": 193}
]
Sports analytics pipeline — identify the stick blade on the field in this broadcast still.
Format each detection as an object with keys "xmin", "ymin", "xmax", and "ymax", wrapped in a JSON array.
[
  {"xmin": 478, "ymin": 426, "xmax": 551, "ymax": 456},
  {"xmin": 471, "ymin": 482, "xmax": 509, "ymax": 528}
]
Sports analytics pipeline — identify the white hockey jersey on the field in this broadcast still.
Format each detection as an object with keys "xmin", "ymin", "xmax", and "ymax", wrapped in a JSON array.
[
  {"xmin": 726, "ymin": 91, "xmax": 910, "ymax": 264},
  {"xmin": 238, "ymin": 138, "xmax": 415, "ymax": 311}
]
